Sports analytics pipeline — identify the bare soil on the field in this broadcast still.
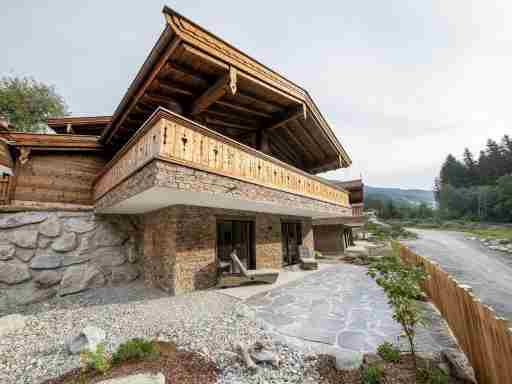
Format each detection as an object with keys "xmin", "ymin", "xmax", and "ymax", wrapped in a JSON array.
[
  {"xmin": 41, "ymin": 342, "xmax": 218, "ymax": 384},
  {"xmin": 317, "ymin": 354, "xmax": 463, "ymax": 384}
]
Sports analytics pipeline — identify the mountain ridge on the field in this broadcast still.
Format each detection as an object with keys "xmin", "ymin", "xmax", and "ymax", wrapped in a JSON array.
[{"xmin": 364, "ymin": 185, "xmax": 435, "ymax": 207}]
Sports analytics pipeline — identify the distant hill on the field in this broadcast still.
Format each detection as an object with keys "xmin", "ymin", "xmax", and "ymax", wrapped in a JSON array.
[{"xmin": 365, "ymin": 186, "xmax": 435, "ymax": 207}]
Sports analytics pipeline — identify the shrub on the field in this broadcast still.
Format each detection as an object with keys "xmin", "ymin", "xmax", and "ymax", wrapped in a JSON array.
[
  {"xmin": 80, "ymin": 343, "xmax": 111, "ymax": 374},
  {"xmin": 361, "ymin": 365, "xmax": 384, "ymax": 384},
  {"xmin": 111, "ymin": 338, "xmax": 159, "ymax": 365},
  {"xmin": 377, "ymin": 341, "xmax": 400, "ymax": 363},
  {"xmin": 368, "ymin": 244, "xmax": 429, "ymax": 365},
  {"xmin": 417, "ymin": 367, "xmax": 449, "ymax": 384}
]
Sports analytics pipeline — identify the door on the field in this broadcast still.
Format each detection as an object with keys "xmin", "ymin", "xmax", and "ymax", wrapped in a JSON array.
[
  {"xmin": 217, "ymin": 220, "xmax": 255, "ymax": 271},
  {"xmin": 282, "ymin": 222, "xmax": 302, "ymax": 266}
]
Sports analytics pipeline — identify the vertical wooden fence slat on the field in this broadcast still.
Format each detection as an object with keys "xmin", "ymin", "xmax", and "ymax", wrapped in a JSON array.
[
  {"xmin": 0, "ymin": 175, "xmax": 11, "ymax": 204},
  {"xmin": 399, "ymin": 244, "xmax": 512, "ymax": 384}
]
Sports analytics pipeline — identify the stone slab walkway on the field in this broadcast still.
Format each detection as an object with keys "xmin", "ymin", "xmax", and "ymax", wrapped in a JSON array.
[{"xmin": 246, "ymin": 263, "xmax": 457, "ymax": 356}]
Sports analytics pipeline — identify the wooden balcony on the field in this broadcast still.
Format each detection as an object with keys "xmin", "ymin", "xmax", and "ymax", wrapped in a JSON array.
[{"xmin": 94, "ymin": 108, "xmax": 350, "ymax": 214}]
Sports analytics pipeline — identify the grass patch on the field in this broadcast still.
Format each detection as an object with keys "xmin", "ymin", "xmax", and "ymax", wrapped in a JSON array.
[{"xmin": 462, "ymin": 227, "xmax": 512, "ymax": 240}]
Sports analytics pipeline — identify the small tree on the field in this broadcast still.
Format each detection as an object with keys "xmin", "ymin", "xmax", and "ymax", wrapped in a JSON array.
[
  {"xmin": 367, "ymin": 246, "xmax": 428, "ymax": 365},
  {"xmin": 0, "ymin": 75, "xmax": 68, "ymax": 132}
]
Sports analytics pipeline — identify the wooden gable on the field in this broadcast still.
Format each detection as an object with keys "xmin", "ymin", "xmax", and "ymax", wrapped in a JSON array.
[{"xmin": 101, "ymin": 7, "xmax": 351, "ymax": 174}]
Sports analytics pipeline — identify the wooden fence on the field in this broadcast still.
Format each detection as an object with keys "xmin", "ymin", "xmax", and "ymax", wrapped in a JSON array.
[
  {"xmin": 399, "ymin": 244, "xmax": 512, "ymax": 384},
  {"xmin": 0, "ymin": 175, "xmax": 11, "ymax": 204}
]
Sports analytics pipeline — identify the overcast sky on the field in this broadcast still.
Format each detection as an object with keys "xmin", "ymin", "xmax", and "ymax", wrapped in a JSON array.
[{"xmin": 2, "ymin": 1, "xmax": 510, "ymax": 190}]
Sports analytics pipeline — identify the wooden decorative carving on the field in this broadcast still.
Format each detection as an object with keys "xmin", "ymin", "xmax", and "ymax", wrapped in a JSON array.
[{"xmin": 94, "ymin": 111, "xmax": 350, "ymax": 208}]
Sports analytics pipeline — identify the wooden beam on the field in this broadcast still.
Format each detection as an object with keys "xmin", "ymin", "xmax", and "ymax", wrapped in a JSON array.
[
  {"xmin": 205, "ymin": 117, "xmax": 255, "ymax": 131},
  {"xmin": 105, "ymin": 36, "xmax": 181, "ymax": 144},
  {"xmin": 161, "ymin": 62, "xmax": 210, "ymax": 88},
  {"xmin": 266, "ymin": 108, "xmax": 304, "ymax": 132},
  {"xmin": 214, "ymin": 100, "xmax": 273, "ymax": 119},
  {"xmin": 155, "ymin": 80, "xmax": 194, "ymax": 96},
  {"xmin": 143, "ymin": 93, "xmax": 183, "ymax": 113},
  {"xmin": 190, "ymin": 67, "xmax": 237, "ymax": 116},
  {"xmin": 8, "ymin": 133, "xmax": 102, "ymax": 150}
]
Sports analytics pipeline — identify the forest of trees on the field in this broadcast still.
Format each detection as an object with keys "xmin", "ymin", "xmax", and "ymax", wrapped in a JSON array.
[{"xmin": 435, "ymin": 135, "xmax": 512, "ymax": 222}]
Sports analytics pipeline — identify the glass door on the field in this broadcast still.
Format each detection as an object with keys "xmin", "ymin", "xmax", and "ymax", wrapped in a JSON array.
[
  {"xmin": 282, "ymin": 222, "xmax": 302, "ymax": 266},
  {"xmin": 217, "ymin": 220, "xmax": 255, "ymax": 271}
]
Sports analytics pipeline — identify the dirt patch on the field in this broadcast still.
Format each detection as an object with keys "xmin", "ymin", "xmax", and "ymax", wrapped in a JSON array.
[
  {"xmin": 41, "ymin": 342, "xmax": 217, "ymax": 384},
  {"xmin": 317, "ymin": 354, "xmax": 464, "ymax": 384}
]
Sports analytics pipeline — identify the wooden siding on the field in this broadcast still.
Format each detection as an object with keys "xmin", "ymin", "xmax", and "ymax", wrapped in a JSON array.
[
  {"xmin": 14, "ymin": 152, "xmax": 106, "ymax": 205},
  {"xmin": 95, "ymin": 109, "xmax": 350, "ymax": 207},
  {"xmin": 0, "ymin": 176, "xmax": 11, "ymax": 204}
]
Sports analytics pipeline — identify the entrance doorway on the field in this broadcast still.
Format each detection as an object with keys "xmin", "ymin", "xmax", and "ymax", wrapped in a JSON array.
[
  {"xmin": 282, "ymin": 222, "xmax": 302, "ymax": 266},
  {"xmin": 217, "ymin": 220, "xmax": 255, "ymax": 271}
]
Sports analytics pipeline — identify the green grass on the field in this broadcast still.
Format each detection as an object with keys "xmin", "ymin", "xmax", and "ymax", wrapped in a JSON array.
[{"xmin": 462, "ymin": 227, "xmax": 512, "ymax": 240}]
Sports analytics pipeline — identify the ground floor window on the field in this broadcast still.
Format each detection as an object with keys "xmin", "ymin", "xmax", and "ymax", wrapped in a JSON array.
[
  {"xmin": 282, "ymin": 222, "xmax": 302, "ymax": 266},
  {"xmin": 217, "ymin": 219, "xmax": 255, "ymax": 271}
]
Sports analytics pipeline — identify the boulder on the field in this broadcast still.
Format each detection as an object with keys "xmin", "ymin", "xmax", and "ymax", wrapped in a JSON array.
[
  {"xmin": 0, "ymin": 314, "xmax": 26, "ymax": 337},
  {"xmin": 30, "ymin": 254, "xmax": 63, "ymax": 270},
  {"xmin": 90, "ymin": 222, "xmax": 128, "ymax": 248},
  {"xmin": 59, "ymin": 264, "xmax": 106, "ymax": 296},
  {"xmin": 63, "ymin": 217, "xmax": 97, "ymax": 234},
  {"xmin": 90, "ymin": 246, "xmax": 126, "ymax": 268},
  {"xmin": 249, "ymin": 342, "xmax": 279, "ymax": 367},
  {"xmin": 39, "ymin": 215, "xmax": 61, "ymax": 237},
  {"xmin": 66, "ymin": 325, "xmax": 106, "ymax": 354},
  {"xmin": 97, "ymin": 373, "xmax": 165, "ymax": 384},
  {"xmin": 52, "ymin": 232, "xmax": 78, "ymax": 252},
  {"xmin": 38, "ymin": 236, "xmax": 52, "ymax": 249},
  {"xmin": 0, "ymin": 212, "xmax": 48, "ymax": 229},
  {"xmin": 15, "ymin": 248, "xmax": 35, "ymax": 262},
  {"xmin": 335, "ymin": 350, "xmax": 363, "ymax": 371},
  {"xmin": 442, "ymin": 349, "xmax": 476, "ymax": 383},
  {"xmin": 34, "ymin": 270, "xmax": 62, "ymax": 288},
  {"xmin": 0, "ymin": 261, "xmax": 31, "ymax": 284},
  {"xmin": 0, "ymin": 243, "xmax": 15, "ymax": 260},
  {"xmin": 12, "ymin": 230, "xmax": 38, "ymax": 249},
  {"xmin": 8, "ymin": 283, "xmax": 57, "ymax": 305},
  {"xmin": 111, "ymin": 264, "xmax": 139, "ymax": 284}
]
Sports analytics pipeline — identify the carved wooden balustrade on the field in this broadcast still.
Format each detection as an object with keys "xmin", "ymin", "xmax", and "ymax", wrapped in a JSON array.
[{"xmin": 94, "ymin": 109, "xmax": 350, "ymax": 208}]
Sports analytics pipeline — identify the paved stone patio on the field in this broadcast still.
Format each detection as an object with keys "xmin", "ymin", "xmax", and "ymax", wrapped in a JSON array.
[{"xmin": 246, "ymin": 263, "xmax": 457, "ymax": 355}]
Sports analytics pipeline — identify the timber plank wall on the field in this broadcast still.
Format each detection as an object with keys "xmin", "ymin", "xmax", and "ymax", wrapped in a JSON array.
[
  {"xmin": 399, "ymin": 244, "xmax": 512, "ymax": 384},
  {"xmin": 13, "ymin": 152, "xmax": 106, "ymax": 205}
]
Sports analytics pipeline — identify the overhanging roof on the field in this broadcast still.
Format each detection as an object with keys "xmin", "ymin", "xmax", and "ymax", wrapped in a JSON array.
[
  {"xmin": 47, "ymin": 116, "xmax": 111, "ymax": 136},
  {"xmin": 101, "ymin": 7, "xmax": 351, "ymax": 174}
]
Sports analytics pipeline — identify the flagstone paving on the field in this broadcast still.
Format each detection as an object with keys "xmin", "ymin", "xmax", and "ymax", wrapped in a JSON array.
[{"xmin": 246, "ymin": 263, "xmax": 457, "ymax": 355}]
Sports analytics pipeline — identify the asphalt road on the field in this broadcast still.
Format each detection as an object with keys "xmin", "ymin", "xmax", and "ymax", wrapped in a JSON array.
[{"xmin": 404, "ymin": 229, "xmax": 512, "ymax": 318}]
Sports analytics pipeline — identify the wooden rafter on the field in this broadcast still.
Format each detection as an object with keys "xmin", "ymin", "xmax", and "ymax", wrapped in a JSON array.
[
  {"xmin": 190, "ymin": 67, "xmax": 237, "ymax": 116},
  {"xmin": 293, "ymin": 117, "xmax": 329, "ymax": 158},
  {"xmin": 265, "ymin": 106, "xmax": 305, "ymax": 132},
  {"xmin": 214, "ymin": 100, "xmax": 273, "ymax": 119},
  {"xmin": 105, "ymin": 36, "xmax": 182, "ymax": 144},
  {"xmin": 143, "ymin": 93, "xmax": 183, "ymax": 112},
  {"xmin": 279, "ymin": 126, "xmax": 318, "ymax": 164},
  {"xmin": 205, "ymin": 117, "xmax": 255, "ymax": 131}
]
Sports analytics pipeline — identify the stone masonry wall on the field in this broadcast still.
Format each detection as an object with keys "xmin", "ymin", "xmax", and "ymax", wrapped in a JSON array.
[
  {"xmin": 97, "ymin": 160, "xmax": 352, "ymax": 218},
  {"xmin": 314, "ymin": 225, "xmax": 345, "ymax": 255},
  {"xmin": 0, "ymin": 210, "xmax": 142, "ymax": 312},
  {"xmin": 143, "ymin": 205, "xmax": 313, "ymax": 295}
]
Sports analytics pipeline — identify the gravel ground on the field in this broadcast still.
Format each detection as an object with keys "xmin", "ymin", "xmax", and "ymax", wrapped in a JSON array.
[{"xmin": 0, "ymin": 291, "xmax": 323, "ymax": 384}]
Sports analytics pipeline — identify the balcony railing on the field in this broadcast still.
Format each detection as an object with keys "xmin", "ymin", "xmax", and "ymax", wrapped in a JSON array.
[{"xmin": 94, "ymin": 108, "xmax": 350, "ymax": 207}]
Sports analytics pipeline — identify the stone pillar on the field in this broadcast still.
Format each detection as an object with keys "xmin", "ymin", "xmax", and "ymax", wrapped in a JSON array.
[{"xmin": 255, "ymin": 214, "xmax": 282, "ymax": 269}]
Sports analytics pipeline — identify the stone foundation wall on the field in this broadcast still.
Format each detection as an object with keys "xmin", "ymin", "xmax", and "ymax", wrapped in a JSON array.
[
  {"xmin": 143, "ymin": 205, "xmax": 313, "ymax": 295},
  {"xmin": 0, "ymin": 210, "xmax": 142, "ymax": 311}
]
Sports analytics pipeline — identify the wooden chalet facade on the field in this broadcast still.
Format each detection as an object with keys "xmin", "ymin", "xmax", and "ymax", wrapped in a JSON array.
[{"xmin": 0, "ymin": 8, "xmax": 357, "ymax": 296}]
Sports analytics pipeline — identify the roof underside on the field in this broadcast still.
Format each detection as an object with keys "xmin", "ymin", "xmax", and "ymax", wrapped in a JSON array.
[
  {"xmin": 47, "ymin": 116, "xmax": 111, "ymax": 136},
  {"xmin": 101, "ymin": 7, "xmax": 351, "ymax": 174}
]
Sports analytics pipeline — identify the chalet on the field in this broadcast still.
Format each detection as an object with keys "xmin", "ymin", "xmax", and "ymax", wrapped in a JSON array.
[{"xmin": 0, "ymin": 8, "xmax": 359, "ymax": 300}]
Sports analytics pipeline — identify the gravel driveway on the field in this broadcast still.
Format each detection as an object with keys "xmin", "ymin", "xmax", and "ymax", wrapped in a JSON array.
[{"xmin": 404, "ymin": 229, "xmax": 512, "ymax": 318}]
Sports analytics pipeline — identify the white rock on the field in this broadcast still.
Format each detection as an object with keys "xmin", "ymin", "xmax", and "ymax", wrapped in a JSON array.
[
  {"xmin": 0, "ymin": 243, "xmax": 15, "ymax": 260},
  {"xmin": 98, "ymin": 373, "xmax": 165, "ymax": 384},
  {"xmin": 52, "ymin": 233, "xmax": 78, "ymax": 252},
  {"xmin": 335, "ymin": 350, "xmax": 363, "ymax": 370},
  {"xmin": 0, "ymin": 314, "xmax": 26, "ymax": 337},
  {"xmin": 66, "ymin": 325, "xmax": 106, "ymax": 354},
  {"xmin": 39, "ymin": 215, "xmax": 62, "ymax": 238},
  {"xmin": 12, "ymin": 230, "xmax": 38, "ymax": 249}
]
